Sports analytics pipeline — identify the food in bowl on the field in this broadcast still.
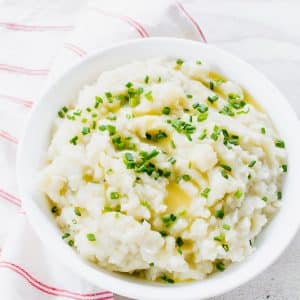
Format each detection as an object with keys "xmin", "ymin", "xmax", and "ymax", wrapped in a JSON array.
[{"xmin": 39, "ymin": 58, "xmax": 287, "ymax": 283}]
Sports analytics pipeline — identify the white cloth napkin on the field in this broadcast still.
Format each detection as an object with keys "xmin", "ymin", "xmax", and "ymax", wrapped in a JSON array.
[{"xmin": 0, "ymin": 0, "xmax": 207, "ymax": 299}]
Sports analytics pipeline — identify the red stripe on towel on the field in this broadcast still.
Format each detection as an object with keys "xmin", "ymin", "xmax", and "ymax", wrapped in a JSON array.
[
  {"xmin": 0, "ymin": 22, "xmax": 74, "ymax": 32},
  {"xmin": 92, "ymin": 8, "xmax": 149, "ymax": 37},
  {"xmin": 0, "ymin": 189, "xmax": 21, "ymax": 207},
  {"xmin": 0, "ymin": 261, "xmax": 113, "ymax": 299},
  {"xmin": 0, "ymin": 64, "xmax": 49, "ymax": 76},
  {"xmin": 0, "ymin": 94, "xmax": 33, "ymax": 108},
  {"xmin": 64, "ymin": 43, "xmax": 87, "ymax": 57},
  {"xmin": 176, "ymin": 1, "xmax": 207, "ymax": 43},
  {"xmin": 0, "ymin": 130, "xmax": 18, "ymax": 144}
]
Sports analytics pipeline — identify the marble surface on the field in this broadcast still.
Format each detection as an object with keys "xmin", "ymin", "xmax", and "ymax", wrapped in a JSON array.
[{"xmin": 117, "ymin": 1, "xmax": 300, "ymax": 299}]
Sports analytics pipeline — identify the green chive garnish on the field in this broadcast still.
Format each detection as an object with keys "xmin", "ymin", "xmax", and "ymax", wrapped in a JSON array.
[
  {"xmin": 215, "ymin": 209, "xmax": 224, "ymax": 219},
  {"xmin": 275, "ymin": 140, "xmax": 285, "ymax": 148},
  {"xmin": 176, "ymin": 58, "xmax": 184, "ymax": 66},
  {"xmin": 201, "ymin": 187, "xmax": 210, "ymax": 198},
  {"xmin": 110, "ymin": 192, "xmax": 120, "ymax": 200},
  {"xmin": 162, "ymin": 107, "xmax": 171, "ymax": 115},
  {"xmin": 86, "ymin": 233, "xmax": 96, "ymax": 241},
  {"xmin": 222, "ymin": 224, "xmax": 231, "ymax": 230},
  {"xmin": 220, "ymin": 164, "xmax": 232, "ymax": 172},
  {"xmin": 248, "ymin": 160, "xmax": 256, "ymax": 168},
  {"xmin": 74, "ymin": 207, "xmax": 81, "ymax": 216}
]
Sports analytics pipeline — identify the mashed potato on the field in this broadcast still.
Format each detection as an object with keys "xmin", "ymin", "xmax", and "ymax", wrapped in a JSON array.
[{"xmin": 39, "ymin": 58, "xmax": 287, "ymax": 283}]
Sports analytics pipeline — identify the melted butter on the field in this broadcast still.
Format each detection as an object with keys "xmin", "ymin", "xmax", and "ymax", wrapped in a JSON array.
[
  {"xmin": 209, "ymin": 71, "xmax": 265, "ymax": 112},
  {"xmin": 243, "ymin": 90, "xmax": 264, "ymax": 112},
  {"xmin": 165, "ymin": 182, "xmax": 192, "ymax": 212}
]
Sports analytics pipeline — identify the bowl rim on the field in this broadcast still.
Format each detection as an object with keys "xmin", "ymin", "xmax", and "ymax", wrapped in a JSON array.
[{"xmin": 17, "ymin": 37, "xmax": 300, "ymax": 300}]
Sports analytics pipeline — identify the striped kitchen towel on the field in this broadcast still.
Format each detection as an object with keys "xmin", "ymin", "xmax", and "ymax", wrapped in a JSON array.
[{"xmin": 0, "ymin": 0, "xmax": 206, "ymax": 299}]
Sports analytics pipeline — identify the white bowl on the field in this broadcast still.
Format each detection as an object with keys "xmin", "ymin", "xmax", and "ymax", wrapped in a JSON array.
[{"xmin": 17, "ymin": 38, "xmax": 300, "ymax": 300}]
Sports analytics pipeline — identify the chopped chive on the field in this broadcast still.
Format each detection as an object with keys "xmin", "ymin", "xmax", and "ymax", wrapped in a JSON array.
[
  {"xmin": 176, "ymin": 58, "xmax": 184, "ymax": 66},
  {"xmin": 106, "ymin": 115, "xmax": 117, "ymax": 121},
  {"xmin": 197, "ymin": 113, "xmax": 208, "ymax": 122},
  {"xmin": 215, "ymin": 209, "xmax": 224, "ymax": 219},
  {"xmin": 220, "ymin": 164, "xmax": 232, "ymax": 172},
  {"xmin": 182, "ymin": 174, "xmax": 191, "ymax": 181},
  {"xmin": 213, "ymin": 234, "xmax": 225, "ymax": 242},
  {"xmin": 74, "ymin": 207, "xmax": 81, "ymax": 216},
  {"xmin": 222, "ymin": 224, "xmax": 231, "ymax": 230},
  {"xmin": 105, "ymin": 92, "xmax": 113, "ymax": 103},
  {"xmin": 62, "ymin": 233, "xmax": 70, "ymax": 239},
  {"xmin": 73, "ymin": 110, "xmax": 82, "ymax": 116},
  {"xmin": 149, "ymin": 262, "xmax": 154, "ymax": 267},
  {"xmin": 68, "ymin": 240, "xmax": 74, "ymax": 247},
  {"xmin": 66, "ymin": 115, "xmax": 75, "ymax": 120},
  {"xmin": 162, "ymin": 106, "xmax": 171, "ymax": 115},
  {"xmin": 207, "ymin": 94, "xmax": 219, "ymax": 104},
  {"xmin": 216, "ymin": 262, "xmax": 225, "ymax": 271},
  {"xmin": 161, "ymin": 274, "xmax": 174, "ymax": 284},
  {"xmin": 155, "ymin": 130, "xmax": 168, "ymax": 140},
  {"xmin": 129, "ymin": 96, "xmax": 140, "ymax": 107},
  {"xmin": 125, "ymin": 82, "xmax": 133, "ymax": 88},
  {"xmin": 51, "ymin": 206, "xmax": 58, "ymax": 214},
  {"xmin": 107, "ymin": 125, "xmax": 116, "ymax": 136},
  {"xmin": 99, "ymin": 125, "xmax": 106, "ymax": 131},
  {"xmin": 262, "ymin": 196, "xmax": 268, "ymax": 202},
  {"xmin": 248, "ymin": 160, "xmax": 256, "ymax": 168},
  {"xmin": 82, "ymin": 127, "xmax": 90, "ymax": 135},
  {"xmin": 219, "ymin": 105, "xmax": 235, "ymax": 117},
  {"xmin": 86, "ymin": 107, "xmax": 92, "ymax": 112},
  {"xmin": 145, "ymin": 132, "xmax": 152, "ymax": 140},
  {"xmin": 261, "ymin": 127, "xmax": 266, "ymax": 134},
  {"xmin": 123, "ymin": 152, "xmax": 135, "ymax": 169},
  {"xmin": 160, "ymin": 230, "xmax": 168, "ymax": 237},
  {"xmin": 145, "ymin": 91, "xmax": 153, "ymax": 101},
  {"xmin": 210, "ymin": 125, "xmax": 220, "ymax": 141},
  {"xmin": 186, "ymin": 94, "xmax": 193, "ymax": 99},
  {"xmin": 222, "ymin": 244, "xmax": 229, "ymax": 252},
  {"xmin": 277, "ymin": 191, "xmax": 282, "ymax": 200},
  {"xmin": 193, "ymin": 103, "xmax": 208, "ymax": 113},
  {"xmin": 234, "ymin": 190, "xmax": 243, "ymax": 199},
  {"xmin": 196, "ymin": 60, "xmax": 202, "ymax": 65},
  {"xmin": 168, "ymin": 157, "xmax": 176, "ymax": 165},
  {"xmin": 94, "ymin": 96, "xmax": 103, "ymax": 108},
  {"xmin": 69, "ymin": 136, "xmax": 78, "ymax": 145},
  {"xmin": 58, "ymin": 111, "xmax": 65, "ymax": 118},
  {"xmin": 275, "ymin": 140, "xmax": 285, "ymax": 148},
  {"xmin": 81, "ymin": 118, "xmax": 87, "ymax": 123},
  {"xmin": 157, "ymin": 76, "xmax": 162, "ymax": 83},
  {"xmin": 248, "ymin": 173, "xmax": 252, "ymax": 180},
  {"xmin": 162, "ymin": 213, "xmax": 177, "ymax": 227},
  {"xmin": 170, "ymin": 119, "xmax": 195, "ymax": 141},
  {"xmin": 198, "ymin": 129, "xmax": 207, "ymax": 140},
  {"xmin": 281, "ymin": 164, "xmax": 288, "ymax": 172},
  {"xmin": 221, "ymin": 170, "xmax": 229, "ymax": 179},
  {"xmin": 201, "ymin": 187, "xmax": 210, "ymax": 198},
  {"xmin": 176, "ymin": 237, "xmax": 184, "ymax": 247},
  {"xmin": 209, "ymin": 80, "xmax": 215, "ymax": 90},
  {"xmin": 171, "ymin": 140, "xmax": 176, "ymax": 149},
  {"xmin": 86, "ymin": 233, "xmax": 96, "ymax": 241},
  {"xmin": 144, "ymin": 75, "xmax": 149, "ymax": 84},
  {"xmin": 110, "ymin": 192, "xmax": 120, "ymax": 200}
]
